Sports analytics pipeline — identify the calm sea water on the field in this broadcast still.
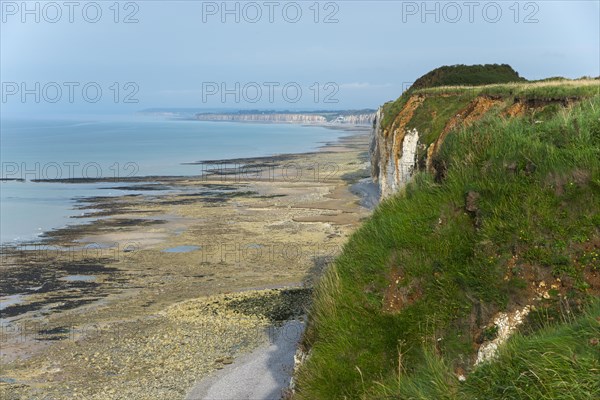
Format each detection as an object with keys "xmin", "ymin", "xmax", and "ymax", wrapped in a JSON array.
[{"xmin": 0, "ymin": 117, "xmax": 345, "ymax": 244}]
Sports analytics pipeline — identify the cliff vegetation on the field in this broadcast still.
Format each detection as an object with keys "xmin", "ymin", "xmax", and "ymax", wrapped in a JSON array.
[{"xmin": 294, "ymin": 68, "xmax": 600, "ymax": 399}]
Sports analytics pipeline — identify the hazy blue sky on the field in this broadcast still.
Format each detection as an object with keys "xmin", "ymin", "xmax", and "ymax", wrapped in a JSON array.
[{"xmin": 1, "ymin": 0, "xmax": 598, "ymax": 115}]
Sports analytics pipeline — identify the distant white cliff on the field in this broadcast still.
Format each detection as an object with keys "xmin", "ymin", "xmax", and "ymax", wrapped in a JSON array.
[{"xmin": 194, "ymin": 112, "xmax": 375, "ymax": 125}]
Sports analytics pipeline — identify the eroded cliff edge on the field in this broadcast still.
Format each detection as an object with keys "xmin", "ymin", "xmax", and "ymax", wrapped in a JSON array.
[{"xmin": 370, "ymin": 80, "xmax": 596, "ymax": 198}]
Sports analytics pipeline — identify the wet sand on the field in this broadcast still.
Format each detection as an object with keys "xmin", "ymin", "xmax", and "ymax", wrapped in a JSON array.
[{"xmin": 0, "ymin": 128, "xmax": 374, "ymax": 399}]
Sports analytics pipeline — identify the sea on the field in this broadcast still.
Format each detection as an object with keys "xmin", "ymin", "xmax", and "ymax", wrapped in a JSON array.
[{"xmin": 0, "ymin": 116, "xmax": 347, "ymax": 244}]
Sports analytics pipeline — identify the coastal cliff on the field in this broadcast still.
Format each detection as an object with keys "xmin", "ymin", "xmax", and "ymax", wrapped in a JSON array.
[
  {"xmin": 295, "ymin": 69, "xmax": 600, "ymax": 399},
  {"xmin": 370, "ymin": 105, "xmax": 421, "ymax": 198},
  {"xmin": 370, "ymin": 80, "xmax": 596, "ymax": 198}
]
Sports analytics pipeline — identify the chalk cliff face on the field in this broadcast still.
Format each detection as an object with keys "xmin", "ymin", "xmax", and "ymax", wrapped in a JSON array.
[
  {"xmin": 196, "ymin": 113, "xmax": 327, "ymax": 123},
  {"xmin": 370, "ymin": 106, "xmax": 422, "ymax": 198},
  {"xmin": 371, "ymin": 92, "xmax": 453, "ymax": 199},
  {"xmin": 336, "ymin": 114, "xmax": 376, "ymax": 125}
]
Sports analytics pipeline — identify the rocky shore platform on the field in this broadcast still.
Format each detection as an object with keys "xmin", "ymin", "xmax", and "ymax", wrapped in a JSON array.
[{"xmin": 0, "ymin": 128, "xmax": 375, "ymax": 399}]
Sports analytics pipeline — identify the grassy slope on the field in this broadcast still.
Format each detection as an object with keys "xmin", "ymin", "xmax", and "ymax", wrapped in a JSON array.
[
  {"xmin": 460, "ymin": 302, "xmax": 599, "ymax": 400},
  {"xmin": 376, "ymin": 301, "xmax": 600, "ymax": 399},
  {"xmin": 295, "ymin": 89, "xmax": 600, "ymax": 399}
]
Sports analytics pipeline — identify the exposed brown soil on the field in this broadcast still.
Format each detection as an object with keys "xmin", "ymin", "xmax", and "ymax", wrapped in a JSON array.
[
  {"xmin": 427, "ymin": 96, "xmax": 502, "ymax": 172},
  {"xmin": 389, "ymin": 95, "xmax": 426, "ymax": 162},
  {"xmin": 381, "ymin": 253, "xmax": 423, "ymax": 314},
  {"xmin": 503, "ymin": 101, "xmax": 526, "ymax": 117}
]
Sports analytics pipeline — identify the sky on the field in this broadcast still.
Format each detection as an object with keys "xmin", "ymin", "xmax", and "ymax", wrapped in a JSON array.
[{"xmin": 1, "ymin": 0, "xmax": 599, "ymax": 116}]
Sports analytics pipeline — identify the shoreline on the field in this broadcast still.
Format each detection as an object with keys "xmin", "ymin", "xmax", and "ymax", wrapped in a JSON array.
[
  {"xmin": 0, "ymin": 124, "xmax": 375, "ymax": 399},
  {"xmin": 0, "ymin": 119, "xmax": 360, "ymax": 246}
]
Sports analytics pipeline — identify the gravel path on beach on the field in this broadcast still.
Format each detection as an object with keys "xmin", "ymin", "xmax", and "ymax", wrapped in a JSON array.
[{"xmin": 186, "ymin": 320, "xmax": 304, "ymax": 400}]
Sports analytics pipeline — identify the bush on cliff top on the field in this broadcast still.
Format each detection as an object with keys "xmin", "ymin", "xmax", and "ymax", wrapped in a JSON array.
[{"xmin": 410, "ymin": 64, "xmax": 526, "ymax": 91}]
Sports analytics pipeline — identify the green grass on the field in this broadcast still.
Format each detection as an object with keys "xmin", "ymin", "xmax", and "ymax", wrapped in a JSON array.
[
  {"xmin": 381, "ymin": 92, "xmax": 411, "ymax": 131},
  {"xmin": 420, "ymin": 79, "xmax": 600, "ymax": 99},
  {"xmin": 407, "ymin": 94, "xmax": 474, "ymax": 146},
  {"xmin": 380, "ymin": 92, "xmax": 476, "ymax": 155},
  {"xmin": 372, "ymin": 300, "xmax": 600, "ymax": 400},
  {"xmin": 295, "ymin": 94, "xmax": 600, "ymax": 399},
  {"xmin": 460, "ymin": 301, "xmax": 600, "ymax": 400}
]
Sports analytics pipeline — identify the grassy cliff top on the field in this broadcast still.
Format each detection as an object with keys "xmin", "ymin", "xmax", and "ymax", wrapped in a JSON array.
[
  {"xmin": 419, "ymin": 78, "xmax": 599, "ymax": 97},
  {"xmin": 381, "ymin": 79, "xmax": 599, "ymax": 136}
]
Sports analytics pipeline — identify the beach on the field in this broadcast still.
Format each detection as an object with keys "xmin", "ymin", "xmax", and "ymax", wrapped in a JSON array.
[{"xmin": 0, "ymin": 127, "xmax": 374, "ymax": 399}]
